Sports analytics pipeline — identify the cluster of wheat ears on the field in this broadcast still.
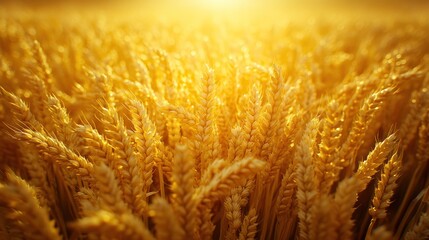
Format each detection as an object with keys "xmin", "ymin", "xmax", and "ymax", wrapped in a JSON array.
[{"xmin": 0, "ymin": 6, "xmax": 429, "ymax": 240}]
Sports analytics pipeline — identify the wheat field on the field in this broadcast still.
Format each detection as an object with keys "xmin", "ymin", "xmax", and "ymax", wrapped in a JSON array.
[{"xmin": 0, "ymin": 3, "xmax": 429, "ymax": 240}]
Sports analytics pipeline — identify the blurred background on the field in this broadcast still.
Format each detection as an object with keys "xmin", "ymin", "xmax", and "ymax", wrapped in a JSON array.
[{"xmin": 1, "ymin": 0, "xmax": 428, "ymax": 9}]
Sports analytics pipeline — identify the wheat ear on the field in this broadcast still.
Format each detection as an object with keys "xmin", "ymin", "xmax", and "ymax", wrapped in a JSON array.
[
  {"xmin": 195, "ymin": 157, "xmax": 265, "ymax": 205},
  {"xmin": 0, "ymin": 87, "xmax": 44, "ymax": 132},
  {"xmin": 129, "ymin": 100, "xmax": 165, "ymax": 197},
  {"xmin": 309, "ymin": 194, "xmax": 337, "ymax": 240},
  {"xmin": 31, "ymin": 40, "xmax": 54, "ymax": 92},
  {"xmin": 195, "ymin": 157, "xmax": 264, "ymax": 239},
  {"xmin": 296, "ymin": 118, "xmax": 319, "ymax": 240},
  {"xmin": 171, "ymin": 144, "xmax": 197, "ymax": 239},
  {"xmin": 100, "ymin": 105, "xmax": 134, "ymax": 205},
  {"xmin": 334, "ymin": 176, "xmax": 363, "ymax": 240},
  {"xmin": 368, "ymin": 226, "xmax": 394, "ymax": 240},
  {"xmin": 227, "ymin": 125, "xmax": 244, "ymax": 162},
  {"xmin": 18, "ymin": 128, "xmax": 94, "ymax": 182},
  {"xmin": 70, "ymin": 210, "xmax": 155, "ymax": 240},
  {"xmin": 46, "ymin": 95, "xmax": 77, "ymax": 147},
  {"xmin": 194, "ymin": 68, "xmax": 220, "ymax": 176},
  {"xmin": 399, "ymin": 89, "xmax": 429, "ymax": 149},
  {"xmin": 196, "ymin": 206, "xmax": 216, "ymax": 240},
  {"xmin": 315, "ymin": 99, "xmax": 343, "ymax": 192},
  {"xmin": 0, "ymin": 169, "xmax": 61, "ymax": 240},
  {"xmin": 239, "ymin": 84, "xmax": 263, "ymax": 158},
  {"xmin": 259, "ymin": 67, "xmax": 289, "ymax": 161},
  {"xmin": 224, "ymin": 180, "xmax": 255, "ymax": 239},
  {"xmin": 225, "ymin": 188, "xmax": 243, "ymax": 238},
  {"xmin": 162, "ymin": 103, "xmax": 197, "ymax": 127},
  {"xmin": 416, "ymin": 109, "xmax": 429, "ymax": 162},
  {"xmin": 265, "ymin": 113, "xmax": 301, "ymax": 181},
  {"xmin": 150, "ymin": 197, "xmax": 185, "ymax": 240},
  {"xmin": 338, "ymin": 86, "xmax": 395, "ymax": 171},
  {"xmin": 18, "ymin": 144, "xmax": 51, "ymax": 206},
  {"xmin": 75, "ymin": 187, "xmax": 99, "ymax": 217},
  {"xmin": 93, "ymin": 164, "xmax": 128, "ymax": 214},
  {"xmin": 166, "ymin": 117, "xmax": 181, "ymax": 146},
  {"xmin": 238, "ymin": 208, "xmax": 258, "ymax": 240},
  {"xmin": 275, "ymin": 165, "xmax": 296, "ymax": 217},
  {"xmin": 75, "ymin": 124, "xmax": 115, "ymax": 165},
  {"xmin": 355, "ymin": 133, "xmax": 397, "ymax": 191},
  {"xmin": 200, "ymin": 158, "xmax": 228, "ymax": 186},
  {"xmin": 23, "ymin": 68, "xmax": 50, "ymax": 127},
  {"xmin": 404, "ymin": 210, "xmax": 429, "ymax": 240},
  {"xmin": 366, "ymin": 152, "xmax": 402, "ymax": 237}
]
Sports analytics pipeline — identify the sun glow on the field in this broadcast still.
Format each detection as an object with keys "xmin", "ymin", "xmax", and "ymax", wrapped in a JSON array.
[
  {"xmin": 199, "ymin": 0, "xmax": 248, "ymax": 9},
  {"xmin": 205, "ymin": 0, "xmax": 238, "ymax": 6}
]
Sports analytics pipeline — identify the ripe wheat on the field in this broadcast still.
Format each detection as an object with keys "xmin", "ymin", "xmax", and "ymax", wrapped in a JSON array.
[{"xmin": 0, "ymin": 4, "xmax": 429, "ymax": 240}]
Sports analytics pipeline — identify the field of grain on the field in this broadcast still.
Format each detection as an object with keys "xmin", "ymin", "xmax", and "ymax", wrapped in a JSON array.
[{"xmin": 0, "ymin": 3, "xmax": 428, "ymax": 240}]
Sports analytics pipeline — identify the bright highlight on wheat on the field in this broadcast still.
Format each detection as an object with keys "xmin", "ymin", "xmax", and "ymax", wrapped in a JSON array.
[{"xmin": 0, "ymin": 4, "xmax": 428, "ymax": 240}]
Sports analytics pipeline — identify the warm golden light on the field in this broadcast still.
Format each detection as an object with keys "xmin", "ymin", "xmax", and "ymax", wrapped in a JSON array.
[
  {"xmin": 203, "ymin": 0, "xmax": 244, "ymax": 7},
  {"xmin": 0, "ymin": 2, "xmax": 429, "ymax": 240},
  {"xmin": 183, "ymin": 0, "xmax": 250, "ymax": 10}
]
